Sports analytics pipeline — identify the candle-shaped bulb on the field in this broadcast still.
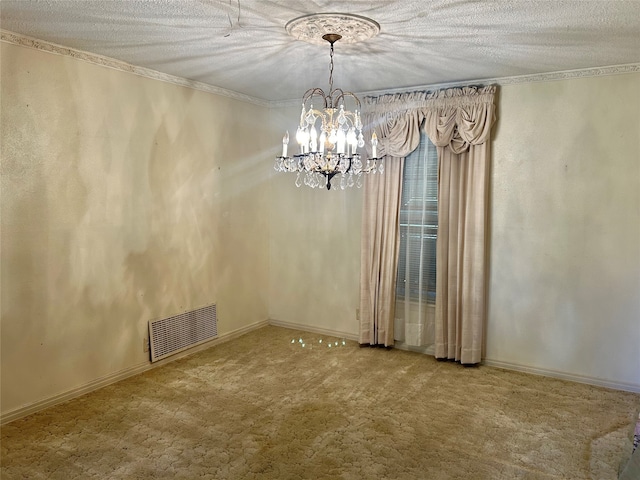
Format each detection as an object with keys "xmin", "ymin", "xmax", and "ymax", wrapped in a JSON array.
[
  {"xmin": 310, "ymin": 126, "xmax": 318, "ymax": 152},
  {"xmin": 347, "ymin": 127, "xmax": 357, "ymax": 154},
  {"xmin": 282, "ymin": 131, "xmax": 289, "ymax": 157},
  {"xmin": 301, "ymin": 128, "xmax": 310, "ymax": 153},
  {"xmin": 337, "ymin": 129, "xmax": 346, "ymax": 154},
  {"xmin": 328, "ymin": 128, "xmax": 337, "ymax": 145},
  {"xmin": 371, "ymin": 132, "xmax": 378, "ymax": 158}
]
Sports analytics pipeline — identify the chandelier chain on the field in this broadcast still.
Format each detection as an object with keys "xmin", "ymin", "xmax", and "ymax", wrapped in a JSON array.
[{"xmin": 329, "ymin": 42, "xmax": 334, "ymax": 95}]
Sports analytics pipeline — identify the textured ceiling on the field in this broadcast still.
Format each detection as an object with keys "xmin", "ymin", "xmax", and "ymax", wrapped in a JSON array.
[{"xmin": 1, "ymin": 0, "xmax": 639, "ymax": 102}]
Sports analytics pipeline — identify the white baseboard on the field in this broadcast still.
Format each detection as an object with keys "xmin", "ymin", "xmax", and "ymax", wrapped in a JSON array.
[
  {"xmin": 483, "ymin": 358, "xmax": 640, "ymax": 394},
  {"xmin": 267, "ymin": 322, "xmax": 640, "ymax": 394},
  {"xmin": 390, "ymin": 345, "xmax": 640, "ymax": 394},
  {"xmin": 370, "ymin": 337, "xmax": 640, "ymax": 394},
  {"xmin": 4, "ymin": 319, "xmax": 636, "ymax": 425},
  {"xmin": 0, "ymin": 319, "xmax": 269, "ymax": 425},
  {"xmin": 0, "ymin": 363, "xmax": 154, "ymax": 426},
  {"xmin": 268, "ymin": 319, "xmax": 359, "ymax": 342}
]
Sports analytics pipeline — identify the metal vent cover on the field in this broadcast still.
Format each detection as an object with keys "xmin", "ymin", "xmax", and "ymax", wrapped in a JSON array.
[{"xmin": 148, "ymin": 304, "xmax": 217, "ymax": 362}]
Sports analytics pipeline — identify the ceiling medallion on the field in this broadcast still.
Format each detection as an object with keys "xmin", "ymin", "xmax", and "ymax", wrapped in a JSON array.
[{"xmin": 285, "ymin": 13, "xmax": 380, "ymax": 45}]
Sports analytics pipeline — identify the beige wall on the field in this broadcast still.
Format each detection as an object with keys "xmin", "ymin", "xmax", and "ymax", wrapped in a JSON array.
[
  {"xmin": 1, "ymin": 42, "xmax": 272, "ymax": 415},
  {"xmin": 487, "ymin": 73, "xmax": 640, "ymax": 389},
  {"xmin": 270, "ymin": 73, "xmax": 640, "ymax": 391},
  {"xmin": 268, "ymin": 105, "xmax": 363, "ymax": 338},
  {"xmin": 2, "ymin": 38, "xmax": 638, "ymax": 420}
]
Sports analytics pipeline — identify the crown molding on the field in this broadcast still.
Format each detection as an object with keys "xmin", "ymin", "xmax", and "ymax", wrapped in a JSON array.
[
  {"xmin": 494, "ymin": 63, "xmax": 640, "ymax": 85},
  {"xmin": 0, "ymin": 30, "xmax": 270, "ymax": 108},
  {"xmin": 270, "ymin": 98, "xmax": 305, "ymax": 109},
  {"xmin": 3, "ymin": 29, "xmax": 638, "ymax": 109},
  {"xmin": 269, "ymin": 62, "xmax": 640, "ymax": 108},
  {"xmin": 357, "ymin": 63, "xmax": 640, "ymax": 101}
]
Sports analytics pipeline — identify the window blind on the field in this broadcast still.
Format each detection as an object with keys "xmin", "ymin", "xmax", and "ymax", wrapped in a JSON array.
[{"xmin": 396, "ymin": 132, "xmax": 438, "ymax": 303}]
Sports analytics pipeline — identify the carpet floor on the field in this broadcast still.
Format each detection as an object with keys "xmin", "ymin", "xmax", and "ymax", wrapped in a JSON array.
[{"xmin": 1, "ymin": 325, "xmax": 638, "ymax": 479}]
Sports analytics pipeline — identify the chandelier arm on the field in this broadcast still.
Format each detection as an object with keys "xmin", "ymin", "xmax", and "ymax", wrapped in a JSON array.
[
  {"xmin": 330, "ymin": 89, "xmax": 362, "ymax": 110},
  {"xmin": 329, "ymin": 88, "xmax": 343, "ymax": 109},
  {"xmin": 302, "ymin": 87, "xmax": 330, "ymax": 109}
]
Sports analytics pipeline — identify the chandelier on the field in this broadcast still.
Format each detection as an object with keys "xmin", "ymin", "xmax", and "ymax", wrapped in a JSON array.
[{"xmin": 274, "ymin": 14, "xmax": 383, "ymax": 190}]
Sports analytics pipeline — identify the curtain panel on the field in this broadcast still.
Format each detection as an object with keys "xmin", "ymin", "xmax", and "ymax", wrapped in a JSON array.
[
  {"xmin": 359, "ymin": 86, "xmax": 496, "ymax": 362},
  {"xmin": 359, "ymin": 92, "xmax": 425, "ymax": 346}
]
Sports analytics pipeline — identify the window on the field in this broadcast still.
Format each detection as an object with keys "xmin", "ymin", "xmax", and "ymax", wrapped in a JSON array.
[{"xmin": 396, "ymin": 132, "xmax": 438, "ymax": 303}]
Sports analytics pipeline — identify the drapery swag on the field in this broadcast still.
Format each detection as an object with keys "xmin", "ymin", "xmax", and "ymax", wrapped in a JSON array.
[{"xmin": 359, "ymin": 86, "xmax": 496, "ymax": 364}]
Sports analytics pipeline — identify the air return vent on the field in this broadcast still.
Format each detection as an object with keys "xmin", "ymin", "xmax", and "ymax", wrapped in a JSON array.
[{"xmin": 148, "ymin": 304, "xmax": 217, "ymax": 362}]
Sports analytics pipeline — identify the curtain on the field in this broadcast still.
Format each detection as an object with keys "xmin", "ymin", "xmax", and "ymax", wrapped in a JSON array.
[
  {"xmin": 423, "ymin": 86, "xmax": 495, "ymax": 364},
  {"xmin": 359, "ymin": 157, "xmax": 403, "ymax": 346},
  {"xmin": 359, "ymin": 93, "xmax": 424, "ymax": 346},
  {"xmin": 360, "ymin": 86, "xmax": 496, "ymax": 362}
]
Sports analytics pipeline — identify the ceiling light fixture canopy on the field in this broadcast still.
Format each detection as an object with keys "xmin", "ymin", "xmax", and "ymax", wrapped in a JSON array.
[{"xmin": 274, "ymin": 14, "xmax": 382, "ymax": 190}]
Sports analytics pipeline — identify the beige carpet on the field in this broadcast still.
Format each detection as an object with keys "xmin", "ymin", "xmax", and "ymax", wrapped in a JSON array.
[{"xmin": 1, "ymin": 326, "xmax": 638, "ymax": 479}]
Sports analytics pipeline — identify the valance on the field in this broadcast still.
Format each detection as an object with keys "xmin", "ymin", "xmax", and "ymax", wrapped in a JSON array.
[{"xmin": 363, "ymin": 85, "xmax": 496, "ymax": 156}]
